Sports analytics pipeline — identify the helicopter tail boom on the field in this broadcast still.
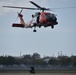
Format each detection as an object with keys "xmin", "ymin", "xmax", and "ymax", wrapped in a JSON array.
[
  {"xmin": 12, "ymin": 13, "xmax": 34, "ymax": 28},
  {"xmin": 12, "ymin": 23, "xmax": 25, "ymax": 28},
  {"xmin": 12, "ymin": 13, "xmax": 26, "ymax": 28}
]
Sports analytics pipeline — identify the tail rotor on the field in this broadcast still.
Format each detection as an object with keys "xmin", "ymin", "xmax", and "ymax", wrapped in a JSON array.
[{"xmin": 15, "ymin": 9, "xmax": 23, "ymax": 20}]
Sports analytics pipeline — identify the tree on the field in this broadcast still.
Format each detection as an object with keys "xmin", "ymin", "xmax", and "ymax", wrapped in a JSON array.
[
  {"xmin": 32, "ymin": 53, "xmax": 41, "ymax": 59},
  {"xmin": 71, "ymin": 56, "xmax": 76, "ymax": 66},
  {"xmin": 22, "ymin": 54, "xmax": 32, "ymax": 65},
  {"xmin": 0, "ymin": 56, "xmax": 16, "ymax": 65},
  {"xmin": 58, "ymin": 56, "xmax": 71, "ymax": 66},
  {"xmin": 48, "ymin": 58, "xmax": 58, "ymax": 66}
]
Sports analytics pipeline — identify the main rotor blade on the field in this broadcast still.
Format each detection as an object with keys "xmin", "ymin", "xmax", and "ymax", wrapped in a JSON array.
[
  {"xmin": 3, "ymin": 6, "xmax": 39, "ymax": 10},
  {"xmin": 51, "ymin": 6, "xmax": 76, "ymax": 9},
  {"xmin": 29, "ymin": 1, "xmax": 50, "ymax": 11},
  {"xmin": 29, "ymin": 1, "xmax": 42, "ymax": 9}
]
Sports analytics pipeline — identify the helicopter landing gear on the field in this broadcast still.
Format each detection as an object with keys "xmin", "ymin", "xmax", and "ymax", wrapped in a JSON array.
[
  {"xmin": 33, "ymin": 23, "xmax": 37, "ymax": 32},
  {"xmin": 33, "ymin": 27, "xmax": 37, "ymax": 32},
  {"xmin": 33, "ymin": 29, "xmax": 37, "ymax": 32},
  {"xmin": 39, "ymin": 25, "xmax": 41, "ymax": 28},
  {"xmin": 51, "ymin": 25, "xmax": 54, "ymax": 29}
]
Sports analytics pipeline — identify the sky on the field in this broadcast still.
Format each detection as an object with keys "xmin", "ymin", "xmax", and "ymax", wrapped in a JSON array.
[{"xmin": 0, "ymin": 0, "xmax": 76, "ymax": 57}]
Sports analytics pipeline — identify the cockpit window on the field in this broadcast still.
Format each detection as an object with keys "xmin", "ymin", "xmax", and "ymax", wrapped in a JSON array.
[
  {"xmin": 44, "ymin": 13, "xmax": 57, "ymax": 22},
  {"xmin": 45, "ymin": 13, "xmax": 55, "ymax": 18}
]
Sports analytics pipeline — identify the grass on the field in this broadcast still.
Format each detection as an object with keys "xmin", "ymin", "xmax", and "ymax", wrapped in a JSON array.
[{"xmin": 0, "ymin": 70, "xmax": 76, "ymax": 73}]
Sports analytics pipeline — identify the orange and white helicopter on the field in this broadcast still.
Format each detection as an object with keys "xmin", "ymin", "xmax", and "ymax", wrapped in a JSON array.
[{"xmin": 3, "ymin": 1, "xmax": 58, "ymax": 32}]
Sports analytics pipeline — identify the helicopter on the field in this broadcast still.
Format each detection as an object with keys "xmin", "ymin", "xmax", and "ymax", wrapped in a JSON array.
[{"xmin": 3, "ymin": 1, "xmax": 58, "ymax": 32}]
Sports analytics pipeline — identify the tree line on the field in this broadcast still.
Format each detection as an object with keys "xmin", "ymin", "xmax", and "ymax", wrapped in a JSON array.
[{"xmin": 0, "ymin": 53, "xmax": 76, "ymax": 67}]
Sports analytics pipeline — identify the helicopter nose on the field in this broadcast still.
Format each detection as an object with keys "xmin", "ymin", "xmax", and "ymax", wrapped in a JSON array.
[{"xmin": 52, "ymin": 17, "xmax": 57, "ymax": 22}]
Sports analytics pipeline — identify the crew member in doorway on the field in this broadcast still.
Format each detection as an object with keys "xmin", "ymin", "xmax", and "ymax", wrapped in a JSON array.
[{"xmin": 36, "ymin": 12, "xmax": 41, "ymax": 23}]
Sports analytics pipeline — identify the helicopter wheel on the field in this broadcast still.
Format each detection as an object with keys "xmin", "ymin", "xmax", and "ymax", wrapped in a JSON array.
[
  {"xmin": 51, "ymin": 25, "xmax": 54, "ymax": 29},
  {"xmin": 39, "ymin": 26, "xmax": 41, "ymax": 28},
  {"xmin": 33, "ymin": 27, "xmax": 37, "ymax": 32},
  {"xmin": 33, "ymin": 29, "xmax": 37, "ymax": 32}
]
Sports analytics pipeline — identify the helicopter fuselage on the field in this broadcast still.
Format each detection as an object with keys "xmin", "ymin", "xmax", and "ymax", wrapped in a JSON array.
[
  {"xmin": 40, "ymin": 12, "xmax": 58, "ymax": 24},
  {"xmin": 33, "ymin": 12, "xmax": 58, "ymax": 28}
]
